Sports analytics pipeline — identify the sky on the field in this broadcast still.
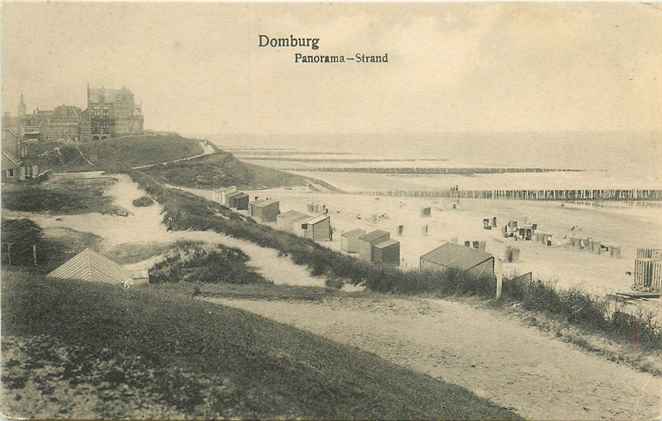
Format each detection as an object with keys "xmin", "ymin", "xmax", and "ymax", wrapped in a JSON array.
[{"xmin": 2, "ymin": 2, "xmax": 661, "ymax": 135}]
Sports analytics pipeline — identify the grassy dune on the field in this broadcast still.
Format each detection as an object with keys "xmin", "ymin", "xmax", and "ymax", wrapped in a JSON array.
[
  {"xmin": 1, "ymin": 271, "xmax": 519, "ymax": 419},
  {"xmin": 29, "ymin": 134, "xmax": 205, "ymax": 172},
  {"xmin": 143, "ymin": 152, "xmax": 311, "ymax": 190}
]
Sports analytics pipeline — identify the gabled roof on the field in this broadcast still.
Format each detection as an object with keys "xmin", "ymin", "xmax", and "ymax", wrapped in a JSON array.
[
  {"xmin": 253, "ymin": 199, "xmax": 279, "ymax": 208},
  {"xmin": 421, "ymin": 243, "xmax": 493, "ymax": 271},
  {"xmin": 2, "ymin": 151, "xmax": 20, "ymax": 169},
  {"xmin": 47, "ymin": 248, "xmax": 132, "ymax": 284},
  {"xmin": 303, "ymin": 215, "xmax": 329, "ymax": 225},
  {"xmin": 342, "ymin": 228, "xmax": 366, "ymax": 238},
  {"xmin": 375, "ymin": 239, "xmax": 399, "ymax": 249},
  {"xmin": 359, "ymin": 230, "xmax": 390, "ymax": 243},
  {"xmin": 278, "ymin": 210, "xmax": 311, "ymax": 223},
  {"xmin": 226, "ymin": 190, "xmax": 248, "ymax": 200}
]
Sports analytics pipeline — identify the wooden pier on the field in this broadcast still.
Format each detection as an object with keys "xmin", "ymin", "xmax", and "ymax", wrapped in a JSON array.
[{"xmin": 354, "ymin": 188, "xmax": 662, "ymax": 201}]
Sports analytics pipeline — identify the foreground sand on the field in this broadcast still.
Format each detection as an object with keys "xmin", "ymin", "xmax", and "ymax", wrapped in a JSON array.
[{"xmin": 207, "ymin": 295, "xmax": 662, "ymax": 421}]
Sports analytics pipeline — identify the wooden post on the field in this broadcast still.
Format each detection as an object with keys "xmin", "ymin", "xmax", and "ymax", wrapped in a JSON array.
[
  {"xmin": 496, "ymin": 275, "xmax": 502, "ymax": 300},
  {"xmin": 33, "ymin": 244, "xmax": 37, "ymax": 266},
  {"xmin": 7, "ymin": 243, "xmax": 11, "ymax": 266}
]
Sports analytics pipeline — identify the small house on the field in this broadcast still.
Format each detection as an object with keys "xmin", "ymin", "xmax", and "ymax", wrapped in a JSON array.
[
  {"xmin": 277, "ymin": 210, "xmax": 311, "ymax": 233},
  {"xmin": 341, "ymin": 229, "xmax": 366, "ymax": 253},
  {"xmin": 373, "ymin": 240, "xmax": 400, "ymax": 267},
  {"xmin": 420, "ymin": 243, "xmax": 495, "ymax": 279},
  {"xmin": 421, "ymin": 207, "xmax": 432, "ymax": 217},
  {"xmin": 250, "ymin": 199, "xmax": 280, "ymax": 223},
  {"xmin": 357, "ymin": 229, "xmax": 390, "ymax": 262},
  {"xmin": 1, "ymin": 151, "xmax": 38, "ymax": 183},
  {"xmin": 47, "ymin": 248, "xmax": 132, "ymax": 285},
  {"xmin": 301, "ymin": 215, "xmax": 332, "ymax": 241},
  {"xmin": 226, "ymin": 191, "xmax": 249, "ymax": 210}
]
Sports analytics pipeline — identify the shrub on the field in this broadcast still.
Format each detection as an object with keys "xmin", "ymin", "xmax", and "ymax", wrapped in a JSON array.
[
  {"xmin": 148, "ymin": 242, "xmax": 269, "ymax": 285},
  {"xmin": 132, "ymin": 196, "xmax": 154, "ymax": 207}
]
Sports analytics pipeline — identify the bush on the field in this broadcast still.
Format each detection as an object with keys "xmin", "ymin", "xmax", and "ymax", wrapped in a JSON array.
[
  {"xmin": 132, "ymin": 196, "xmax": 154, "ymax": 207},
  {"xmin": 148, "ymin": 242, "xmax": 269, "ymax": 285},
  {"xmin": 502, "ymin": 276, "xmax": 662, "ymax": 349}
]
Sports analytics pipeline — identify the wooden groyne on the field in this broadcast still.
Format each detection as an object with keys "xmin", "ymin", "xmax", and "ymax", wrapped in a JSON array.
[
  {"xmin": 355, "ymin": 189, "xmax": 662, "ymax": 201},
  {"xmin": 282, "ymin": 167, "xmax": 582, "ymax": 175}
]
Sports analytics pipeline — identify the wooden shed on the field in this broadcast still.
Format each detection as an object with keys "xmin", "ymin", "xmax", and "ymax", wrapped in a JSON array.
[
  {"xmin": 420, "ymin": 243, "xmax": 495, "ymax": 279},
  {"xmin": 249, "ymin": 199, "xmax": 280, "ymax": 223},
  {"xmin": 341, "ymin": 229, "xmax": 366, "ymax": 253},
  {"xmin": 226, "ymin": 191, "xmax": 249, "ymax": 210},
  {"xmin": 373, "ymin": 240, "xmax": 400, "ymax": 267},
  {"xmin": 301, "ymin": 215, "xmax": 332, "ymax": 241},
  {"xmin": 357, "ymin": 230, "xmax": 390, "ymax": 262}
]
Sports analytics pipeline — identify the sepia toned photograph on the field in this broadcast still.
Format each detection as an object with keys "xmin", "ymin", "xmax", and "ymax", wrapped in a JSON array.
[{"xmin": 1, "ymin": 2, "xmax": 661, "ymax": 419}]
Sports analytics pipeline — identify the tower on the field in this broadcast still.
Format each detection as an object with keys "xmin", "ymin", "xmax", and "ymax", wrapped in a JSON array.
[{"xmin": 18, "ymin": 92, "xmax": 26, "ymax": 117}]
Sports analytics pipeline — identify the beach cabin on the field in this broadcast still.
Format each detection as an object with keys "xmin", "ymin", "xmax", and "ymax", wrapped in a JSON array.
[
  {"xmin": 504, "ymin": 246, "xmax": 520, "ymax": 263},
  {"xmin": 517, "ymin": 224, "xmax": 535, "ymax": 241},
  {"xmin": 633, "ymin": 258, "xmax": 662, "ymax": 292},
  {"xmin": 601, "ymin": 242, "xmax": 622, "ymax": 258},
  {"xmin": 250, "ymin": 199, "xmax": 280, "ymax": 223},
  {"xmin": 358, "ymin": 230, "xmax": 390, "ymax": 262},
  {"xmin": 277, "ymin": 210, "xmax": 311, "ymax": 233},
  {"xmin": 48, "ymin": 249, "xmax": 132, "ymax": 285},
  {"xmin": 536, "ymin": 232, "xmax": 553, "ymax": 246},
  {"xmin": 421, "ymin": 207, "xmax": 432, "ymax": 217},
  {"xmin": 420, "ymin": 243, "xmax": 495, "ymax": 279},
  {"xmin": 341, "ymin": 229, "xmax": 366, "ymax": 253},
  {"xmin": 301, "ymin": 215, "xmax": 332, "ymax": 241},
  {"xmin": 373, "ymin": 240, "xmax": 400, "ymax": 267},
  {"xmin": 226, "ymin": 191, "xmax": 249, "ymax": 210}
]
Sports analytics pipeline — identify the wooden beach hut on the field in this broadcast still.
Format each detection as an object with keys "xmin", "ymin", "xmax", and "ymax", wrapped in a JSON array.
[{"xmin": 420, "ymin": 243, "xmax": 495, "ymax": 279}]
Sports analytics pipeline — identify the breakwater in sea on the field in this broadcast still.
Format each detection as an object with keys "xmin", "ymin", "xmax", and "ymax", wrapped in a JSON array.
[
  {"xmin": 355, "ymin": 188, "xmax": 662, "ymax": 201},
  {"xmin": 278, "ymin": 167, "xmax": 582, "ymax": 174}
]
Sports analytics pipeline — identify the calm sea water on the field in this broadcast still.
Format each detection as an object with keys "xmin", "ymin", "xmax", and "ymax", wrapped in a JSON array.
[{"xmin": 206, "ymin": 132, "xmax": 662, "ymax": 187}]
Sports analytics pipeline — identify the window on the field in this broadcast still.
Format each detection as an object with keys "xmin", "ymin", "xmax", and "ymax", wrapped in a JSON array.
[{"xmin": 8, "ymin": 169, "xmax": 14, "ymax": 177}]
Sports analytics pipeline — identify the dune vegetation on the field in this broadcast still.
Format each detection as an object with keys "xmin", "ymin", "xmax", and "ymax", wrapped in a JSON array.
[{"xmin": 1, "ymin": 271, "xmax": 519, "ymax": 419}]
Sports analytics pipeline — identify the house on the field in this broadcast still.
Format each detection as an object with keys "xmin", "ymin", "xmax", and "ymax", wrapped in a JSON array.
[
  {"xmin": 1, "ymin": 151, "xmax": 38, "ymax": 183},
  {"xmin": 301, "ymin": 214, "xmax": 332, "ymax": 241},
  {"xmin": 373, "ymin": 239, "xmax": 400, "ymax": 267},
  {"xmin": 249, "ymin": 199, "xmax": 280, "ymax": 222},
  {"xmin": 226, "ymin": 191, "xmax": 249, "ymax": 210},
  {"xmin": 2, "ymin": 151, "xmax": 20, "ymax": 183},
  {"xmin": 47, "ymin": 248, "xmax": 132, "ymax": 285},
  {"xmin": 277, "ymin": 210, "xmax": 311, "ymax": 233},
  {"xmin": 357, "ymin": 229, "xmax": 390, "ymax": 262},
  {"xmin": 420, "ymin": 242, "xmax": 495, "ymax": 279},
  {"xmin": 341, "ymin": 229, "xmax": 366, "ymax": 253}
]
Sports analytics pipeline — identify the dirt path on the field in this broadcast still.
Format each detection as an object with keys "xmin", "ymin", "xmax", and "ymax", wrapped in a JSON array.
[
  {"xmin": 207, "ymin": 296, "xmax": 662, "ymax": 421},
  {"xmin": 131, "ymin": 140, "xmax": 216, "ymax": 170}
]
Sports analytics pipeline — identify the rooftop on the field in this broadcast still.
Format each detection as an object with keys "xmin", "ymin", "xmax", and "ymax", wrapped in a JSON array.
[
  {"xmin": 278, "ymin": 210, "xmax": 311, "ymax": 222},
  {"xmin": 253, "ymin": 199, "xmax": 280, "ymax": 208},
  {"xmin": 304, "ymin": 215, "xmax": 330, "ymax": 225},
  {"xmin": 375, "ymin": 239, "xmax": 400, "ymax": 249},
  {"xmin": 359, "ymin": 230, "xmax": 390, "ymax": 243},
  {"xmin": 342, "ymin": 228, "xmax": 366, "ymax": 238},
  {"xmin": 421, "ymin": 243, "xmax": 493, "ymax": 271}
]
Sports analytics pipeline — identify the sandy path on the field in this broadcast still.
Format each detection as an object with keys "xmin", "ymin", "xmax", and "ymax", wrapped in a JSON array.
[{"xmin": 208, "ymin": 296, "xmax": 662, "ymax": 421}]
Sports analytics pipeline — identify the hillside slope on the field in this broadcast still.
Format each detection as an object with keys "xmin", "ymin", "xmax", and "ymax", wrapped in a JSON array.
[
  {"xmin": 29, "ymin": 134, "xmax": 206, "ymax": 172},
  {"xmin": 0, "ymin": 272, "xmax": 519, "ymax": 419},
  {"xmin": 142, "ymin": 152, "xmax": 312, "ymax": 189}
]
